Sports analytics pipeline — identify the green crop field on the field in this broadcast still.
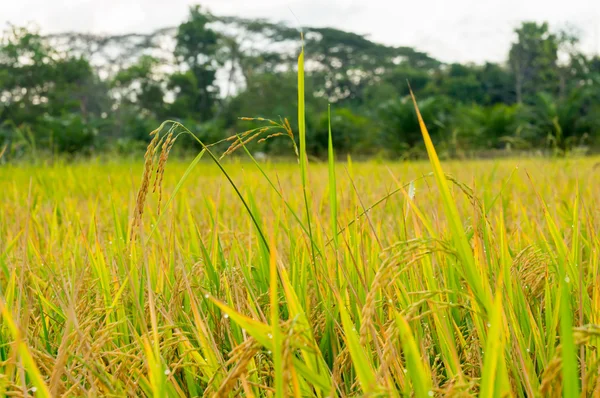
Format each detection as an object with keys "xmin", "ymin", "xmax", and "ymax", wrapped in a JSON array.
[{"xmin": 1, "ymin": 49, "xmax": 600, "ymax": 397}]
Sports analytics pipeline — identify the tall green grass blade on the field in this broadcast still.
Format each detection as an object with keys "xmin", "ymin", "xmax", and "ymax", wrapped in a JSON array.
[
  {"xmin": 269, "ymin": 244, "xmax": 284, "ymax": 398},
  {"xmin": 328, "ymin": 104, "xmax": 338, "ymax": 249},
  {"xmin": 338, "ymin": 298, "xmax": 377, "ymax": 394},
  {"xmin": 297, "ymin": 38, "xmax": 317, "ymax": 267},
  {"xmin": 560, "ymin": 273, "xmax": 580, "ymax": 396},
  {"xmin": 410, "ymin": 89, "xmax": 491, "ymax": 314},
  {"xmin": 479, "ymin": 288, "xmax": 509, "ymax": 397},
  {"xmin": 0, "ymin": 298, "xmax": 52, "ymax": 398},
  {"xmin": 394, "ymin": 313, "xmax": 433, "ymax": 398}
]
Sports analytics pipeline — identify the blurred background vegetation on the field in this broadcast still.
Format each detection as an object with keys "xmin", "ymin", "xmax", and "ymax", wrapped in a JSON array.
[{"xmin": 1, "ymin": 5, "xmax": 600, "ymax": 161}]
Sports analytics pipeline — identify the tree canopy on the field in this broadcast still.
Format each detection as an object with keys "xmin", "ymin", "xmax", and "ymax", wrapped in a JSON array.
[{"xmin": 1, "ymin": 6, "xmax": 600, "ymax": 160}]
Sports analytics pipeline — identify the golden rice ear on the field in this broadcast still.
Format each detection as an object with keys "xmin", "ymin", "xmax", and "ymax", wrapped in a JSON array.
[
  {"xmin": 221, "ymin": 118, "xmax": 295, "ymax": 159},
  {"xmin": 153, "ymin": 132, "xmax": 172, "ymax": 194},
  {"xmin": 153, "ymin": 132, "xmax": 176, "ymax": 215},
  {"xmin": 131, "ymin": 129, "xmax": 161, "ymax": 241},
  {"xmin": 214, "ymin": 338, "xmax": 261, "ymax": 397},
  {"xmin": 258, "ymin": 132, "xmax": 286, "ymax": 143}
]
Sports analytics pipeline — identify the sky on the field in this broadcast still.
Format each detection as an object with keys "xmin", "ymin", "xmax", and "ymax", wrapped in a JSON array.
[{"xmin": 2, "ymin": 0, "xmax": 599, "ymax": 64}]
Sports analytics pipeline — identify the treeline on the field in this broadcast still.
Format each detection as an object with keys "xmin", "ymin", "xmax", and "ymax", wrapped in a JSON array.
[{"xmin": 1, "ymin": 5, "xmax": 600, "ymax": 160}]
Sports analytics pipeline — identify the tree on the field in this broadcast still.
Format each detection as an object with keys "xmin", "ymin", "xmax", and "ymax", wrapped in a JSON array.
[
  {"xmin": 451, "ymin": 103, "xmax": 521, "ymax": 150},
  {"xmin": 170, "ymin": 6, "xmax": 219, "ymax": 121},
  {"xmin": 2, "ymin": 14, "xmax": 600, "ymax": 159},
  {"xmin": 426, "ymin": 63, "xmax": 485, "ymax": 104},
  {"xmin": 112, "ymin": 55, "xmax": 166, "ymax": 118},
  {"xmin": 313, "ymin": 107, "xmax": 373, "ymax": 156},
  {"xmin": 224, "ymin": 71, "xmax": 326, "ymax": 155},
  {"xmin": 304, "ymin": 28, "xmax": 440, "ymax": 105},
  {"xmin": 522, "ymin": 90, "xmax": 600, "ymax": 151},
  {"xmin": 377, "ymin": 96, "xmax": 453, "ymax": 157},
  {"xmin": 477, "ymin": 63, "xmax": 515, "ymax": 105},
  {"xmin": 377, "ymin": 65, "xmax": 432, "ymax": 99},
  {"xmin": 509, "ymin": 22, "xmax": 559, "ymax": 103},
  {"xmin": 0, "ymin": 25, "xmax": 111, "ymax": 154}
]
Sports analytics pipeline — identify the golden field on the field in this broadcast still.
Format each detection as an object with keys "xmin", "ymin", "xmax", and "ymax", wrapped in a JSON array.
[{"xmin": 1, "ymin": 149, "xmax": 600, "ymax": 396}]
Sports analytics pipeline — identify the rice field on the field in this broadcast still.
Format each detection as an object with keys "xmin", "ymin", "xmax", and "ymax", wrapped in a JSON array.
[
  {"xmin": 2, "ymin": 51, "xmax": 600, "ymax": 397},
  {"xmin": 1, "ymin": 143, "xmax": 600, "ymax": 397}
]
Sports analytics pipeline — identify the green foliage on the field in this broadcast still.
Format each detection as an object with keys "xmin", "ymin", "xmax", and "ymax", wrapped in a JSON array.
[
  {"xmin": 314, "ymin": 107, "xmax": 372, "ymax": 155},
  {"xmin": 377, "ymin": 96, "xmax": 453, "ymax": 156},
  {"xmin": 167, "ymin": 67, "xmax": 218, "ymax": 120},
  {"xmin": 174, "ymin": 5, "xmax": 218, "ymax": 68},
  {"xmin": 0, "ymin": 26, "xmax": 111, "ymax": 156},
  {"xmin": 1, "ymin": 13, "xmax": 600, "ymax": 160},
  {"xmin": 509, "ymin": 22, "xmax": 560, "ymax": 103},
  {"xmin": 113, "ymin": 55, "xmax": 166, "ymax": 117},
  {"xmin": 225, "ymin": 72, "xmax": 304, "ymax": 128},
  {"xmin": 452, "ymin": 103, "xmax": 521, "ymax": 150},
  {"xmin": 171, "ymin": 5, "xmax": 219, "ymax": 121}
]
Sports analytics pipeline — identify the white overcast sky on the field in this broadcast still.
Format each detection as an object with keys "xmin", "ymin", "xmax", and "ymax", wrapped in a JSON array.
[{"xmin": 2, "ymin": 0, "xmax": 599, "ymax": 64}]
